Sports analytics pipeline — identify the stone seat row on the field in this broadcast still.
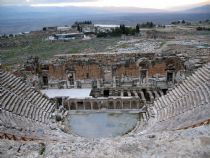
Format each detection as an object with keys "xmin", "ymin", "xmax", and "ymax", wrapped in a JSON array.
[
  {"xmin": 0, "ymin": 109, "xmax": 67, "ymax": 141},
  {"xmin": 156, "ymin": 84, "xmax": 210, "ymax": 121},
  {"xmin": 159, "ymin": 64, "xmax": 210, "ymax": 107},
  {"xmin": 156, "ymin": 81, "xmax": 210, "ymax": 121},
  {"xmin": 1, "ymin": 71, "xmax": 54, "ymax": 113},
  {"xmin": 1, "ymin": 88, "xmax": 52, "ymax": 124},
  {"xmin": 0, "ymin": 109, "xmax": 50, "ymax": 130},
  {"xmin": 152, "ymin": 63, "xmax": 210, "ymax": 122},
  {"xmin": 0, "ymin": 71, "xmax": 70, "ymax": 141}
]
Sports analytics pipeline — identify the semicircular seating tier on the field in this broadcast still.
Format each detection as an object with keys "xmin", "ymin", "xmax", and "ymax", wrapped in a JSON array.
[
  {"xmin": 147, "ymin": 62, "xmax": 210, "ymax": 132},
  {"xmin": 0, "ymin": 70, "xmax": 69, "ymax": 140},
  {"xmin": 1, "ymin": 62, "xmax": 210, "ymax": 140}
]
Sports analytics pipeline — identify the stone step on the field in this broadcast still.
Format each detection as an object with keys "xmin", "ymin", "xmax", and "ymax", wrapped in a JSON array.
[
  {"xmin": 140, "ymin": 91, "xmax": 146, "ymax": 102},
  {"xmin": 127, "ymin": 91, "xmax": 131, "ymax": 97},
  {"xmin": 15, "ymin": 83, "xmax": 26, "ymax": 95},
  {"xmin": 0, "ymin": 91, "xmax": 10, "ymax": 104},
  {"xmin": 198, "ymin": 68, "xmax": 210, "ymax": 80},
  {"xmin": 159, "ymin": 90, "xmax": 164, "ymax": 96},
  {"xmin": 12, "ymin": 98, "xmax": 21, "ymax": 114},
  {"xmin": 121, "ymin": 90, "xmax": 124, "ymax": 97},
  {"xmin": 177, "ymin": 84, "xmax": 186, "ymax": 96},
  {"xmin": 25, "ymin": 88, "xmax": 34, "ymax": 98},
  {"xmin": 166, "ymin": 93, "xmax": 174, "ymax": 103},
  {"xmin": 203, "ymin": 83, "xmax": 210, "ymax": 101},
  {"xmin": 171, "ymin": 89, "xmax": 180, "ymax": 100},
  {"xmin": 28, "ymin": 92, "xmax": 37, "ymax": 102},
  {"xmin": 24, "ymin": 103, "xmax": 31, "ymax": 118},
  {"xmin": 31, "ymin": 93, "xmax": 41, "ymax": 105},
  {"xmin": 16, "ymin": 84, "xmax": 28, "ymax": 96},
  {"xmin": 147, "ymin": 90, "xmax": 154, "ymax": 102},
  {"xmin": 182, "ymin": 81, "xmax": 192, "ymax": 92},
  {"xmin": 2, "ymin": 75, "xmax": 16, "ymax": 87},
  {"xmin": 5, "ymin": 94, "xmax": 16, "ymax": 111},
  {"xmin": 10, "ymin": 96, "xmax": 19, "ymax": 112},
  {"xmin": 6, "ymin": 111, "xmax": 18, "ymax": 129},
  {"xmin": 198, "ymin": 86, "xmax": 208, "ymax": 105},
  {"xmin": 40, "ymin": 99, "xmax": 48, "ymax": 110},
  {"xmin": 153, "ymin": 91, "xmax": 160, "ymax": 99},
  {"xmin": 1, "ymin": 74, "xmax": 11, "ymax": 85},
  {"xmin": 203, "ymin": 65, "xmax": 210, "ymax": 74},
  {"xmin": 45, "ymin": 102, "xmax": 52, "ymax": 112},
  {"xmin": 20, "ymin": 100, "xmax": 32, "ymax": 117},
  {"xmin": 36, "ymin": 108, "xmax": 41, "ymax": 122},
  {"xmin": 17, "ymin": 99, "xmax": 26, "ymax": 115},
  {"xmin": 0, "ymin": 110, "xmax": 9, "ymax": 126},
  {"xmin": 49, "ymin": 104, "xmax": 56, "ymax": 113},
  {"xmin": 2, "ymin": 93, "xmax": 11, "ymax": 109},
  {"xmin": 133, "ymin": 90, "xmax": 139, "ymax": 97},
  {"xmin": 34, "ymin": 94, "xmax": 44, "ymax": 105},
  {"xmin": 3, "ymin": 111, "xmax": 15, "ymax": 128},
  {"xmin": 9, "ymin": 78, "xmax": 22, "ymax": 89},
  {"xmin": 28, "ymin": 105, "xmax": 35, "ymax": 119},
  {"xmin": 159, "ymin": 97, "xmax": 168, "ymax": 108}
]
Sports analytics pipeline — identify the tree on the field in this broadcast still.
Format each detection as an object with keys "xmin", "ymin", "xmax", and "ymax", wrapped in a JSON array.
[
  {"xmin": 196, "ymin": 27, "xmax": 203, "ymax": 31},
  {"xmin": 120, "ymin": 24, "xmax": 126, "ymax": 34},
  {"xmin": 77, "ymin": 25, "xmax": 82, "ymax": 32},
  {"xmin": 139, "ymin": 22, "xmax": 155, "ymax": 28},
  {"xmin": 136, "ymin": 24, "xmax": 140, "ymax": 33},
  {"xmin": 148, "ymin": 22, "xmax": 153, "ymax": 27}
]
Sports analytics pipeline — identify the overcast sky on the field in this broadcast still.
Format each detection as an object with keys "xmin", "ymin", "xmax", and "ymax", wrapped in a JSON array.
[{"xmin": 0, "ymin": 0, "xmax": 209, "ymax": 9}]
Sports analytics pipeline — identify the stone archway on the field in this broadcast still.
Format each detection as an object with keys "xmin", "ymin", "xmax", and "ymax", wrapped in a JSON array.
[
  {"xmin": 85, "ymin": 102, "xmax": 91, "ymax": 110},
  {"xmin": 70, "ymin": 102, "xmax": 76, "ymax": 110},
  {"xmin": 131, "ymin": 100, "xmax": 138, "ymax": 109},
  {"xmin": 67, "ymin": 71, "xmax": 75, "ymax": 86},
  {"xmin": 92, "ymin": 102, "xmax": 99, "ymax": 110},
  {"xmin": 123, "ymin": 91, "xmax": 128, "ymax": 97},
  {"xmin": 123, "ymin": 100, "xmax": 130, "ymax": 109},
  {"xmin": 108, "ymin": 101, "xmax": 114, "ymax": 109},
  {"xmin": 116, "ymin": 101, "xmax": 122, "ymax": 109},
  {"xmin": 77, "ymin": 101, "xmax": 84, "ymax": 110},
  {"xmin": 139, "ymin": 102, "xmax": 144, "ymax": 109},
  {"xmin": 131, "ymin": 91, "xmax": 135, "ymax": 97}
]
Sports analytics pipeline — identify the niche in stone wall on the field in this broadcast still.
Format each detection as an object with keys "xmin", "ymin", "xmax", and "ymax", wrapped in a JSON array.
[
  {"xmin": 42, "ymin": 76, "xmax": 48, "ymax": 85},
  {"xmin": 167, "ymin": 72, "xmax": 173, "ymax": 82},
  {"xmin": 68, "ymin": 72, "xmax": 75, "ymax": 85}
]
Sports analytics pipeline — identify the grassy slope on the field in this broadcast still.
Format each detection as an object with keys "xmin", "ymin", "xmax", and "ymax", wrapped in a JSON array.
[{"xmin": 0, "ymin": 36, "xmax": 120, "ymax": 64}]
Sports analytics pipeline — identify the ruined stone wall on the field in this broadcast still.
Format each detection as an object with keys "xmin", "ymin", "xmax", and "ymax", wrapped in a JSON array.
[
  {"xmin": 115, "ymin": 64, "xmax": 139, "ymax": 78},
  {"xmin": 64, "ymin": 53, "xmax": 154, "ymax": 66},
  {"xmin": 75, "ymin": 64, "xmax": 103, "ymax": 80},
  {"xmin": 165, "ymin": 57, "xmax": 184, "ymax": 72},
  {"xmin": 46, "ymin": 53, "xmax": 184, "ymax": 81},
  {"xmin": 148, "ymin": 63, "xmax": 166, "ymax": 77},
  {"xmin": 48, "ymin": 64, "xmax": 66, "ymax": 80}
]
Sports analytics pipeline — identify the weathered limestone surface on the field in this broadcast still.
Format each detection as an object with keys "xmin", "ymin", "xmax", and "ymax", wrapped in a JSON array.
[
  {"xmin": 146, "ymin": 63, "xmax": 210, "ymax": 132},
  {"xmin": 47, "ymin": 53, "xmax": 183, "ymax": 81},
  {"xmin": 1, "ymin": 63, "xmax": 210, "ymax": 158},
  {"xmin": 0, "ymin": 124, "xmax": 210, "ymax": 158}
]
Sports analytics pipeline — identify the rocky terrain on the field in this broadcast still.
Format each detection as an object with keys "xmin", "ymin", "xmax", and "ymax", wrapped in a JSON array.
[{"xmin": 1, "ymin": 124, "xmax": 210, "ymax": 158}]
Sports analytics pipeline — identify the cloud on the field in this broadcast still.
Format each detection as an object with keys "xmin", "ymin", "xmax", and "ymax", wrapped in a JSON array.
[
  {"xmin": 0, "ymin": 0, "xmax": 98, "ymax": 5},
  {"xmin": 1, "ymin": 0, "xmax": 209, "ymax": 9},
  {"xmin": 32, "ymin": 0, "xmax": 97, "ymax": 3}
]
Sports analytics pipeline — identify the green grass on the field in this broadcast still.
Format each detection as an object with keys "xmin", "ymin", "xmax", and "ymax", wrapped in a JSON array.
[
  {"xmin": 119, "ymin": 43, "xmax": 129, "ymax": 48},
  {"xmin": 0, "ymin": 36, "xmax": 121, "ymax": 64},
  {"xmin": 39, "ymin": 143, "xmax": 46, "ymax": 155},
  {"xmin": 159, "ymin": 41, "xmax": 166, "ymax": 48}
]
